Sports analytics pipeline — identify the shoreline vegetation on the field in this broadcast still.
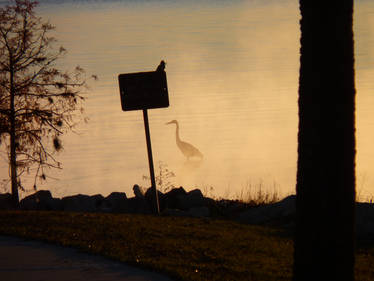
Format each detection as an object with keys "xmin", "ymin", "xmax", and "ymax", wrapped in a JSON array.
[{"xmin": 0, "ymin": 187, "xmax": 374, "ymax": 280}]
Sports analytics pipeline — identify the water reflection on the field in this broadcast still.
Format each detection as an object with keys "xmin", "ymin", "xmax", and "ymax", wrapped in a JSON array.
[
  {"xmin": 182, "ymin": 160, "xmax": 204, "ymax": 171},
  {"xmin": 0, "ymin": 0, "xmax": 373, "ymax": 201}
]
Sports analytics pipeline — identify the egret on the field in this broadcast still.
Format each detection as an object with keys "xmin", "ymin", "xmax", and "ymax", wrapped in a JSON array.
[{"xmin": 166, "ymin": 120, "xmax": 203, "ymax": 160}]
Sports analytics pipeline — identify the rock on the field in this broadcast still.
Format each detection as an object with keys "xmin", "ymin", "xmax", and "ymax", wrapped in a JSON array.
[
  {"xmin": 213, "ymin": 199, "xmax": 250, "ymax": 218},
  {"xmin": 20, "ymin": 190, "xmax": 59, "ymax": 211},
  {"xmin": 144, "ymin": 187, "xmax": 165, "ymax": 212},
  {"xmin": 238, "ymin": 195, "xmax": 296, "ymax": 224},
  {"xmin": 126, "ymin": 197, "xmax": 152, "ymax": 214},
  {"xmin": 100, "ymin": 192, "xmax": 127, "ymax": 213},
  {"xmin": 106, "ymin": 192, "xmax": 127, "ymax": 201},
  {"xmin": 133, "ymin": 185, "xmax": 144, "ymax": 198},
  {"xmin": 177, "ymin": 189, "xmax": 205, "ymax": 210},
  {"xmin": 62, "ymin": 194, "xmax": 103, "ymax": 212},
  {"xmin": 0, "ymin": 193, "xmax": 14, "ymax": 210},
  {"xmin": 188, "ymin": 206, "xmax": 210, "ymax": 218},
  {"xmin": 91, "ymin": 194, "xmax": 104, "ymax": 209},
  {"xmin": 164, "ymin": 187, "xmax": 187, "ymax": 209},
  {"xmin": 47, "ymin": 198, "xmax": 63, "ymax": 211}
]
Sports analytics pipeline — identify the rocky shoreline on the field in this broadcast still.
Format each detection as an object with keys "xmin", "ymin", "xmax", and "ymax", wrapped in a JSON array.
[
  {"xmin": 0, "ymin": 186, "xmax": 251, "ymax": 219},
  {"xmin": 1, "ymin": 186, "xmax": 373, "ymax": 240}
]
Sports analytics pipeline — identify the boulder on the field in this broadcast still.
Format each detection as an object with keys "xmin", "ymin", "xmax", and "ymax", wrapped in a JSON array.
[
  {"xmin": 144, "ymin": 187, "xmax": 165, "ymax": 212},
  {"xmin": 62, "ymin": 194, "xmax": 103, "ymax": 212},
  {"xmin": 48, "ymin": 198, "xmax": 63, "ymax": 211},
  {"xmin": 133, "ymin": 185, "xmax": 144, "ymax": 198},
  {"xmin": 177, "ymin": 189, "xmax": 205, "ymax": 210},
  {"xmin": 100, "ymin": 192, "xmax": 127, "ymax": 213},
  {"xmin": 0, "ymin": 193, "xmax": 14, "ymax": 210},
  {"xmin": 91, "ymin": 194, "xmax": 104, "ymax": 209},
  {"xmin": 126, "ymin": 197, "xmax": 152, "ymax": 214},
  {"xmin": 20, "ymin": 190, "xmax": 61, "ymax": 211},
  {"xmin": 164, "ymin": 187, "xmax": 187, "ymax": 209},
  {"xmin": 238, "ymin": 195, "xmax": 296, "ymax": 224},
  {"xmin": 212, "ymin": 199, "xmax": 247, "ymax": 218}
]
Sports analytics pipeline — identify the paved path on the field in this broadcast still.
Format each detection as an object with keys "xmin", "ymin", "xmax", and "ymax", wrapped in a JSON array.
[{"xmin": 0, "ymin": 236, "xmax": 173, "ymax": 281}]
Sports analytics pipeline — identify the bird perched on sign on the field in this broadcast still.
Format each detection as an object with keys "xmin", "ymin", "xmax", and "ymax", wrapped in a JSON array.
[{"xmin": 156, "ymin": 60, "xmax": 166, "ymax": 72}]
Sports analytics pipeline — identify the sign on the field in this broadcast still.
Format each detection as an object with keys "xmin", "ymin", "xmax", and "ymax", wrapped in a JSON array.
[
  {"xmin": 118, "ymin": 71, "xmax": 169, "ymax": 111},
  {"xmin": 117, "ymin": 64, "xmax": 170, "ymax": 214}
]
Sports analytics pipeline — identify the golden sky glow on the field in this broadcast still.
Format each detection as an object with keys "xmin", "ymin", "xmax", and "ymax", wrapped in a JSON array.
[{"xmin": 1, "ymin": 0, "xmax": 373, "ymax": 200}]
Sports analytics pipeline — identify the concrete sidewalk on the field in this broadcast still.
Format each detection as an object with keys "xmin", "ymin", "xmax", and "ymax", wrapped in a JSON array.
[{"xmin": 0, "ymin": 236, "xmax": 174, "ymax": 281}]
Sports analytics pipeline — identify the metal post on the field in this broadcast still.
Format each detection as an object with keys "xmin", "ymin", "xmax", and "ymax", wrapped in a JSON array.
[{"xmin": 142, "ymin": 109, "xmax": 160, "ymax": 214}]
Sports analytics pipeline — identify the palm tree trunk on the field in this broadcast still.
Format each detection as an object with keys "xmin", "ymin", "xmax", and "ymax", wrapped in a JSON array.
[{"xmin": 294, "ymin": 1, "xmax": 355, "ymax": 280}]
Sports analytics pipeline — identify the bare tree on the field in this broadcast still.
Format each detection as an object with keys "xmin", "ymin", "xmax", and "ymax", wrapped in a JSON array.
[
  {"xmin": 294, "ymin": 0, "xmax": 355, "ymax": 280},
  {"xmin": 0, "ymin": 0, "xmax": 95, "ymax": 207}
]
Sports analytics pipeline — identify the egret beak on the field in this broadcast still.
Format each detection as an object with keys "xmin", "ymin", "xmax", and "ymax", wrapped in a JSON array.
[{"xmin": 165, "ymin": 121, "xmax": 172, "ymax": 125}]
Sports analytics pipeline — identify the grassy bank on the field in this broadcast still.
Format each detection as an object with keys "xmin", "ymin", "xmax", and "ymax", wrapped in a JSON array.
[{"xmin": 0, "ymin": 211, "xmax": 373, "ymax": 280}]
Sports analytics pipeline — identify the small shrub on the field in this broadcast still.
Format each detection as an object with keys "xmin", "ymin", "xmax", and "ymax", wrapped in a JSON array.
[{"xmin": 142, "ymin": 161, "xmax": 175, "ymax": 193}]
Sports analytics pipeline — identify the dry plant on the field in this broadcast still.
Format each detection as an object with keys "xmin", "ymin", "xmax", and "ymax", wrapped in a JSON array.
[
  {"xmin": 235, "ymin": 179, "xmax": 280, "ymax": 205},
  {"xmin": 142, "ymin": 161, "xmax": 175, "ymax": 193}
]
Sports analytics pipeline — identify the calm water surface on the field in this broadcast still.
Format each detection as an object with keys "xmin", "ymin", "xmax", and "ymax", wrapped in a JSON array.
[{"xmin": 2, "ymin": 0, "xmax": 374, "ymax": 200}]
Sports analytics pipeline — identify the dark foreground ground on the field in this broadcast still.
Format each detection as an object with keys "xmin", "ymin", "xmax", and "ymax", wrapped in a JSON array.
[
  {"xmin": 0, "ymin": 211, "xmax": 374, "ymax": 281},
  {"xmin": 0, "ymin": 235, "xmax": 173, "ymax": 281}
]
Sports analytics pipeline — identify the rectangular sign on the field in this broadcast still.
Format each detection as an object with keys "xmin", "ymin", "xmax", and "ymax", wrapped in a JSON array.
[{"xmin": 118, "ymin": 71, "xmax": 169, "ymax": 111}]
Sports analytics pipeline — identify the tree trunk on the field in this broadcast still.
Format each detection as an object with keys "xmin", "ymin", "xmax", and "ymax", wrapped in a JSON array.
[
  {"xmin": 294, "ymin": 1, "xmax": 355, "ymax": 281},
  {"xmin": 9, "ymin": 63, "xmax": 19, "ymax": 208}
]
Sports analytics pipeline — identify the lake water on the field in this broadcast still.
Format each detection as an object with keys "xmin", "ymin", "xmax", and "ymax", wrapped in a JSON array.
[{"xmin": 1, "ymin": 0, "xmax": 374, "ymax": 200}]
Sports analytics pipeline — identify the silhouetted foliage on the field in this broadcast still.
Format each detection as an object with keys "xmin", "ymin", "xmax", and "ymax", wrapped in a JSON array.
[
  {"xmin": 0, "ymin": 0, "xmax": 95, "ymax": 206},
  {"xmin": 294, "ymin": 1, "xmax": 355, "ymax": 280},
  {"xmin": 142, "ymin": 161, "xmax": 175, "ymax": 193}
]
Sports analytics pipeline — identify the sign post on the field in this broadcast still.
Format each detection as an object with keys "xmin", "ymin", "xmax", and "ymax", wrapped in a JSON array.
[
  {"xmin": 118, "ymin": 66, "xmax": 169, "ymax": 214},
  {"xmin": 142, "ymin": 109, "xmax": 159, "ymax": 214}
]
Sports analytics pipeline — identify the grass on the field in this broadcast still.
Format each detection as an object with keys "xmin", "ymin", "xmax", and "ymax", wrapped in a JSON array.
[
  {"xmin": 0, "ymin": 211, "xmax": 374, "ymax": 280},
  {"xmin": 234, "ymin": 180, "xmax": 281, "ymax": 205},
  {"xmin": 201, "ymin": 180, "xmax": 281, "ymax": 206},
  {"xmin": 0, "ymin": 211, "xmax": 292, "ymax": 280}
]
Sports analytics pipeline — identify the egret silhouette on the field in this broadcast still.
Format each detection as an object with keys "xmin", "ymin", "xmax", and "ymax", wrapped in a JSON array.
[{"xmin": 166, "ymin": 120, "xmax": 203, "ymax": 160}]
